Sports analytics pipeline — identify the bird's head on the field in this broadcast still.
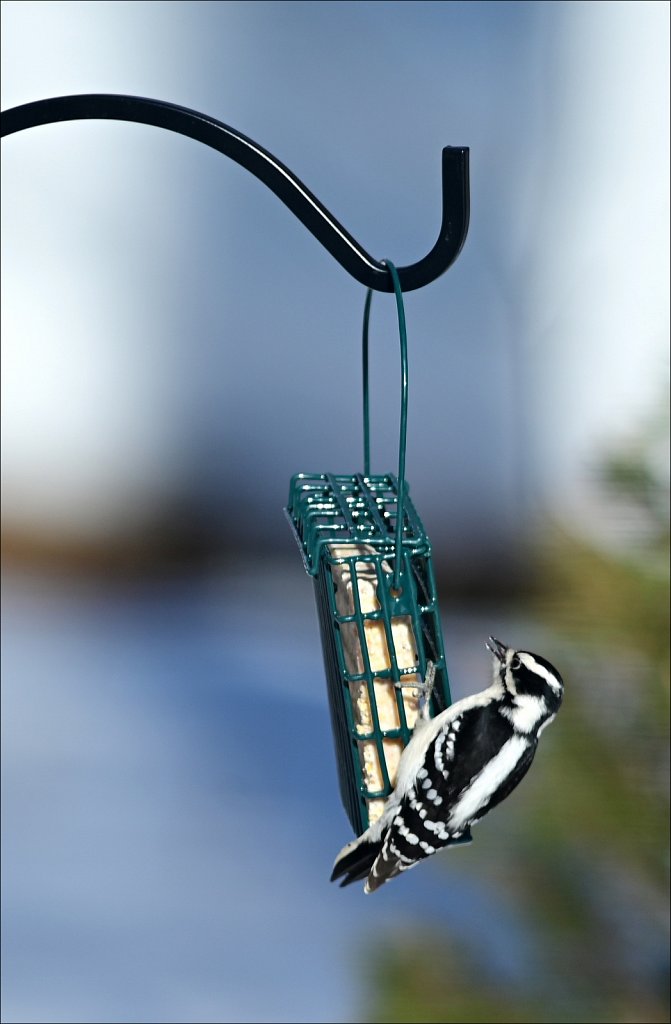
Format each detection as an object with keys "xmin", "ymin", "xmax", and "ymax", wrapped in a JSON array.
[{"xmin": 486, "ymin": 636, "xmax": 563, "ymax": 714}]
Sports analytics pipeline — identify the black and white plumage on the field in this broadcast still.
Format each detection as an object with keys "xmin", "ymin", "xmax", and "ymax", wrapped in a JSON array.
[{"xmin": 330, "ymin": 637, "xmax": 563, "ymax": 893}]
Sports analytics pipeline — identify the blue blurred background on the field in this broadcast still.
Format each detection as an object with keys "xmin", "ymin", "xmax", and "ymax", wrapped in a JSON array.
[{"xmin": 2, "ymin": 3, "xmax": 669, "ymax": 1023}]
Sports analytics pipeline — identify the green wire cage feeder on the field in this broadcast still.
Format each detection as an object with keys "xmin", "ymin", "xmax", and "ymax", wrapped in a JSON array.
[{"xmin": 286, "ymin": 263, "xmax": 452, "ymax": 837}]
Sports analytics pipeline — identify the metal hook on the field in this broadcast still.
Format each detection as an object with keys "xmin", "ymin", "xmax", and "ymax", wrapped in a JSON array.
[{"xmin": 1, "ymin": 93, "xmax": 469, "ymax": 293}]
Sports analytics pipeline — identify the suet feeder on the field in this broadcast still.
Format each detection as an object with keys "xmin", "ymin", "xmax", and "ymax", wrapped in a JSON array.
[{"xmin": 287, "ymin": 471, "xmax": 451, "ymax": 835}]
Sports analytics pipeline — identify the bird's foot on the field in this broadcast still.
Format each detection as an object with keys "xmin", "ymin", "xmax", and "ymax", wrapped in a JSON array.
[{"xmin": 395, "ymin": 661, "xmax": 436, "ymax": 720}]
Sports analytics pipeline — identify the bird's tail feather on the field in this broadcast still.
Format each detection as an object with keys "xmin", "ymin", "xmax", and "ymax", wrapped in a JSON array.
[{"xmin": 330, "ymin": 835, "xmax": 384, "ymax": 889}]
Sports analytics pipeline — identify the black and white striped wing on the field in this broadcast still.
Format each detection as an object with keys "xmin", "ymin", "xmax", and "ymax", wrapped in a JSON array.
[
  {"xmin": 366, "ymin": 701, "xmax": 532, "ymax": 892},
  {"xmin": 365, "ymin": 713, "xmax": 473, "ymax": 891}
]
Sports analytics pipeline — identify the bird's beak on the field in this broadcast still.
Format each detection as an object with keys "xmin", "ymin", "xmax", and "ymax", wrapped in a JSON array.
[{"xmin": 486, "ymin": 636, "xmax": 508, "ymax": 662}]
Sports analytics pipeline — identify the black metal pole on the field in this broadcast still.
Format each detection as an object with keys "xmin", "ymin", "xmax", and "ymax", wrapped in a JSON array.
[{"xmin": 1, "ymin": 94, "xmax": 469, "ymax": 292}]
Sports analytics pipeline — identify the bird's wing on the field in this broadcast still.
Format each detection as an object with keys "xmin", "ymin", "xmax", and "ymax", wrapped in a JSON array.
[{"xmin": 365, "ymin": 705, "xmax": 490, "ymax": 892}]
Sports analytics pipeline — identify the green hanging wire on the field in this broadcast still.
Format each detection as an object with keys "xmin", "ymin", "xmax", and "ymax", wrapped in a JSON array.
[
  {"xmin": 361, "ymin": 259, "xmax": 409, "ymax": 593},
  {"xmin": 362, "ymin": 289, "xmax": 373, "ymax": 476}
]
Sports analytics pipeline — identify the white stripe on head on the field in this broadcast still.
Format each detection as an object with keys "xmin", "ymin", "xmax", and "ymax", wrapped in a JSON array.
[
  {"xmin": 519, "ymin": 653, "xmax": 563, "ymax": 693},
  {"xmin": 501, "ymin": 695, "xmax": 547, "ymax": 733}
]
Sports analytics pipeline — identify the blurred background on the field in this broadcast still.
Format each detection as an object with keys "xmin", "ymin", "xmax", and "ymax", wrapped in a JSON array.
[{"xmin": 1, "ymin": 2, "xmax": 668, "ymax": 1022}]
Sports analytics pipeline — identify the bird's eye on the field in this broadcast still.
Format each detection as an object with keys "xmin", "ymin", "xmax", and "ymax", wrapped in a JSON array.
[{"xmin": 510, "ymin": 655, "xmax": 521, "ymax": 670}]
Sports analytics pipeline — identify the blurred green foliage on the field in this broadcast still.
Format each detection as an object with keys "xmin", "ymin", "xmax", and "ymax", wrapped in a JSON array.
[{"xmin": 362, "ymin": 447, "xmax": 669, "ymax": 1023}]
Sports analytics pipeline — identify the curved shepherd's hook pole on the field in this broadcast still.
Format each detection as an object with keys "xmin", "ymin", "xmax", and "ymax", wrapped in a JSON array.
[{"xmin": 1, "ymin": 94, "xmax": 469, "ymax": 293}]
